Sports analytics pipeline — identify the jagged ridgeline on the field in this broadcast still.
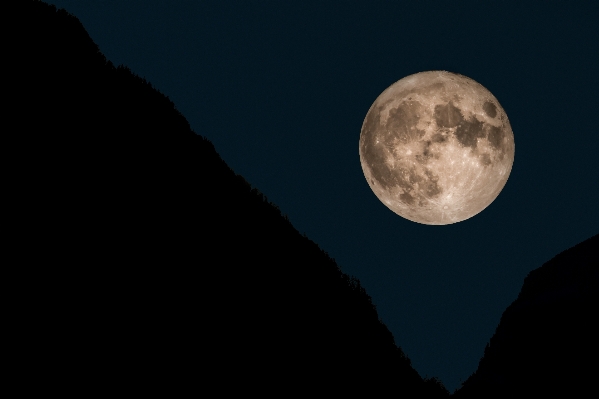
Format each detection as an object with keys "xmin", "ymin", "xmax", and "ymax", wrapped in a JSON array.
[
  {"xmin": 454, "ymin": 234, "xmax": 598, "ymax": 398},
  {"xmin": 18, "ymin": 1, "xmax": 448, "ymax": 396}
]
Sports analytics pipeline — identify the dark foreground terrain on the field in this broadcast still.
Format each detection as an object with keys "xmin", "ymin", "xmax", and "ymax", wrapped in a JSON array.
[
  {"xmin": 13, "ymin": 1, "xmax": 596, "ymax": 396},
  {"xmin": 454, "ymin": 234, "xmax": 598, "ymax": 397},
  {"xmin": 14, "ymin": 1, "xmax": 447, "ymax": 396}
]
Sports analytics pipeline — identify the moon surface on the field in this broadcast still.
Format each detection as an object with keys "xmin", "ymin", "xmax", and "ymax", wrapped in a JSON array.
[{"xmin": 359, "ymin": 71, "xmax": 514, "ymax": 225}]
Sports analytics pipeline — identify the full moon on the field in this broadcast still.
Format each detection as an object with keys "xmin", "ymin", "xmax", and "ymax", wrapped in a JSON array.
[{"xmin": 359, "ymin": 71, "xmax": 514, "ymax": 225}]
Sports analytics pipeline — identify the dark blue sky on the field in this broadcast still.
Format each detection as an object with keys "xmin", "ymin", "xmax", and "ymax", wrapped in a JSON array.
[{"xmin": 49, "ymin": 1, "xmax": 599, "ymax": 391}]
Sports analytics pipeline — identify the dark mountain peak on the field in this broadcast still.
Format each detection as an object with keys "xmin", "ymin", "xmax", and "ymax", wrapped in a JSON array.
[
  {"xmin": 19, "ymin": 2, "xmax": 449, "ymax": 397},
  {"xmin": 517, "ymin": 234, "xmax": 598, "ymax": 303},
  {"xmin": 454, "ymin": 234, "xmax": 598, "ymax": 397}
]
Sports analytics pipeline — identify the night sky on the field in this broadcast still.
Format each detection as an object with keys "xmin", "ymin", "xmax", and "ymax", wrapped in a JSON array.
[{"xmin": 49, "ymin": 1, "xmax": 599, "ymax": 391}]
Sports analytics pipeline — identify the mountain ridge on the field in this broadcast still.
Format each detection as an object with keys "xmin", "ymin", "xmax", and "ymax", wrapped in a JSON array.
[
  {"xmin": 16, "ymin": 1, "xmax": 448, "ymax": 396},
  {"xmin": 454, "ymin": 234, "xmax": 598, "ymax": 397},
  {"xmin": 15, "ymin": 1, "xmax": 597, "ymax": 396}
]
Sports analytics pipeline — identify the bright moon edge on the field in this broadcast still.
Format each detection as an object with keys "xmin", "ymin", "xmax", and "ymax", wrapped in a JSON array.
[{"xmin": 359, "ymin": 71, "xmax": 514, "ymax": 225}]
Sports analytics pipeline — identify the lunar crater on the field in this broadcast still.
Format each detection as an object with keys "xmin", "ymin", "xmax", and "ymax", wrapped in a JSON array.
[{"xmin": 359, "ymin": 71, "xmax": 514, "ymax": 225}]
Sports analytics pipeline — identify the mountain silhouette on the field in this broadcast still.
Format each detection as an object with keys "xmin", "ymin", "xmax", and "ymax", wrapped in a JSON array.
[
  {"xmin": 453, "ymin": 234, "xmax": 598, "ymax": 397},
  {"xmin": 15, "ymin": 1, "xmax": 597, "ymax": 396},
  {"xmin": 15, "ymin": 1, "xmax": 449, "ymax": 396}
]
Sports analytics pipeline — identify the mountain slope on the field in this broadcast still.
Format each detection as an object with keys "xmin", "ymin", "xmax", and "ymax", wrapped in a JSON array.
[
  {"xmin": 14, "ymin": 1, "xmax": 448, "ymax": 396},
  {"xmin": 453, "ymin": 234, "xmax": 598, "ymax": 397}
]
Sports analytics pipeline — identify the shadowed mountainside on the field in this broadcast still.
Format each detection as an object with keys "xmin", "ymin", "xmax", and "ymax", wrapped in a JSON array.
[
  {"xmin": 14, "ymin": 1, "xmax": 449, "ymax": 396},
  {"xmin": 453, "ymin": 234, "xmax": 598, "ymax": 397},
  {"xmin": 14, "ymin": 2, "xmax": 597, "ymax": 396}
]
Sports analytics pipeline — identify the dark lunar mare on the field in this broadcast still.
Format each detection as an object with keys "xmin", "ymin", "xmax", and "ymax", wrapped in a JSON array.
[
  {"xmin": 362, "ymin": 99, "xmax": 443, "ymax": 207},
  {"xmin": 483, "ymin": 101, "xmax": 497, "ymax": 118},
  {"xmin": 479, "ymin": 153, "xmax": 492, "ymax": 166},
  {"xmin": 434, "ymin": 101, "xmax": 508, "ymax": 156},
  {"xmin": 386, "ymin": 101, "xmax": 426, "ymax": 144},
  {"xmin": 487, "ymin": 125, "xmax": 506, "ymax": 157},
  {"xmin": 434, "ymin": 102, "xmax": 463, "ymax": 128},
  {"xmin": 434, "ymin": 101, "xmax": 488, "ymax": 150},
  {"xmin": 455, "ymin": 117, "xmax": 486, "ymax": 150}
]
